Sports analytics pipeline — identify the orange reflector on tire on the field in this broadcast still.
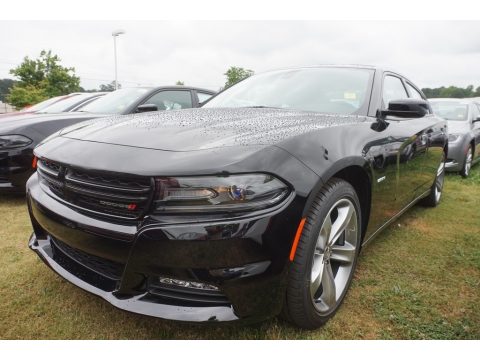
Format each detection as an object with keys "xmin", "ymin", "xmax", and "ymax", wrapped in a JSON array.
[{"xmin": 289, "ymin": 217, "xmax": 306, "ymax": 261}]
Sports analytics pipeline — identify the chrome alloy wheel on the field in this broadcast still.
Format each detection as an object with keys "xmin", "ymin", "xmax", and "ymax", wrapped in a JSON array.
[
  {"xmin": 310, "ymin": 198, "xmax": 358, "ymax": 314},
  {"xmin": 435, "ymin": 159, "xmax": 446, "ymax": 203},
  {"xmin": 464, "ymin": 148, "xmax": 473, "ymax": 177}
]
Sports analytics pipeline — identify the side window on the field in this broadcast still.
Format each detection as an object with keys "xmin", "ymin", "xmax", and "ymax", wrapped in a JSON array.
[
  {"xmin": 406, "ymin": 83, "xmax": 424, "ymax": 100},
  {"xmin": 383, "ymin": 76, "xmax": 408, "ymax": 107},
  {"xmin": 197, "ymin": 92, "xmax": 213, "ymax": 104},
  {"xmin": 144, "ymin": 90, "xmax": 193, "ymax": 110}
]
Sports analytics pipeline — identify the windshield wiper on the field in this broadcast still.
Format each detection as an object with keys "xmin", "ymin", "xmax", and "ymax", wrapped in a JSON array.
[{"xmin": 242, "ymin": 105, "xmax": 281, "ymax": 109}]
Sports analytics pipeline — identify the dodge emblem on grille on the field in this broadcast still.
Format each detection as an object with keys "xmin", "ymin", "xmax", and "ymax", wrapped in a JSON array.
[{"xmin": 99, "ymin": 200, "xmax": 137, "ymax": 210}]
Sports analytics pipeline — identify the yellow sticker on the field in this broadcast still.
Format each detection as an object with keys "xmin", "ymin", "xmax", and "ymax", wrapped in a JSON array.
[{"xmin": 344, "ymin": 92, "xmax": 357, "ymax": 100}]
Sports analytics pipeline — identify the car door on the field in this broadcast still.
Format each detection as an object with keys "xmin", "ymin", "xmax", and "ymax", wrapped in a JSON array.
[
  {"xmin": 472, "ymin": 104, "xmax": 480, "ymax": 161},
  {"xmin": 364, "ymin": 74, "xmax": 430, "ymax": 234},
  {"xmin": 141, "ymin": 89, "xmax": 194, "ymax": 111},
  {"xmin": 404, "ymin": 82, "xmax": 444, "ymax": 197},
  {"xmin": 382, "ymin": 74, "xmax": 434, "ymax": 208}
]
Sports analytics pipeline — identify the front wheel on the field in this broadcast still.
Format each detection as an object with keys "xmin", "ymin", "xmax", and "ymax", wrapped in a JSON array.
[
  {"xmin": 460, "ymin": 145, "xmax": 473, "ymax": 178},
  {"xmin": 283, "ymin": 178, "xmax": 361, "ymax": 329}
]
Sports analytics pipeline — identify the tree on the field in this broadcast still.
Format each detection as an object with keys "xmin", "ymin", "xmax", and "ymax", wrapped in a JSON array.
[
  {"xmin": 99, "ymin": 81, "xmax": 120, "ymax": 92},
  {"xmin": 224, "ymin": 66, "xmax": 254, "ymax": 88},
  {"xmin": 6, "ymin": 85, "xmax": 47, "ymax": 109},
  {"xmin": 0, "ymin": 78, "xmax": 16, "ymax": 102},
  {"xmin": 175, "ymin": 80, "xmax": 185, "ymax": 85},
  {"xmin": 421, "ymin": 85, "xmax": 479, "ymax": 99},
  {"xmin": 475, "ymin": 86, "xmax": 480, "ymax": 97},
  {"xmin": 7, "ymin": 50, "xmax": 81, "ymax": 108}
]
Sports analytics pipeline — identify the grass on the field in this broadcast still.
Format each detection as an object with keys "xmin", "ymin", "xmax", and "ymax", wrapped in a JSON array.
[{"xmin": 0, "ymin": 166, "xmax": 479, "ymax": 339}]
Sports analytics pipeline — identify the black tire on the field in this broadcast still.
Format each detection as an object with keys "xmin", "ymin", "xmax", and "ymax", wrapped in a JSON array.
[
  {"xmin": 460, "ymin": 145, "xmax": 473, "ymax": 178},
  {"xmin": 283, "ymin": 178, "xmax": 362, "ymax": 329},
  {"xmin": 420, "ymin": 152, "xmax": 446, "ymax": 207}
]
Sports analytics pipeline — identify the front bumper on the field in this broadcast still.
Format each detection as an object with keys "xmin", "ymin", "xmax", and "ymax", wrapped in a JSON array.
[
  {"xmin": 27, "ymin": 173, "xmax": 301, "ymax": 323},
  {"xmin": 445, "ymin": 140, "xmax": 468, "ymax": 172},
  {"xmin": 29, "ymin": 233, "xmax": 241, "ymax": 322},
  {"xmin": 0, "ymin": 146, "xmax": 34, "ymax": 192}
]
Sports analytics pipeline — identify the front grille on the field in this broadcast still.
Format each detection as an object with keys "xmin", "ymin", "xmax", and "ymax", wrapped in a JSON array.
[
  {"xmin": 37, "ymin": 158, "xmax": 154, "ymax": 221},
  {"xmin": 51, "ymin": 237, "xmax": 124, "ymax": 280},
  {"xmin": 37, "ymin": 159, "xmax": 63, "ymax": 196},
  {"xmin": 50, "ymin": 237, "xmax": 123, "ymax": 291},
  {"xmin": 0, "ymin": 158, "xmax": 9, "ymax": 181},
  {"xmin": 147, "ymin": 278, "xmax": 230, "ymax": 307}
]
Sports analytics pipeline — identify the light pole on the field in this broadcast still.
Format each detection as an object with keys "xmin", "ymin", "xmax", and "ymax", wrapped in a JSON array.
[{"xmin": 112, "ymin": 29, "xmax": 125, "ymax": 90}]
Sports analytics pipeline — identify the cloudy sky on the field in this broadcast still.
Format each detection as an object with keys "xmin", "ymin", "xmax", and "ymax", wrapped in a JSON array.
[{"xmin": 0, "ymin": 21, "xmax": 479, "ymax": 91}]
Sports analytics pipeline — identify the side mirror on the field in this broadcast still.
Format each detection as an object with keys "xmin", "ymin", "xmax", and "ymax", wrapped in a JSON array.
[
  {"xmin": 379, "ymin": 99, "xmax": 430, "ymax": 119},
  {"xmin": 473, "ymin": 116, "xmax": 480, "ymax": 123},
  {"xmin": 136, "ymin": 104, "xmax": 158, "ymax": 113},
  {"xmin": 371, "ymin": 119, "xmax": 390, "ymax": 132}
]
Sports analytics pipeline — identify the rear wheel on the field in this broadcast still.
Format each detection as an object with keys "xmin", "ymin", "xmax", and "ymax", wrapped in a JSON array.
[
  {"xmin": 283, "ymin": 178, "xmax": 361, "ymax": 329},
  {"xmin": 460, "ymin": 146, "xmax": 473, "ymax": 178}
]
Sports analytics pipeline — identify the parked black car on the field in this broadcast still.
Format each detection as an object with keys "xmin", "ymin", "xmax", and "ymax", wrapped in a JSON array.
[
  {"xmin": 429, "ymin": 98, "xmax": 480, "ymax": 177},
  {"xmin": 27, "ymin": 66, "xmax": 447, "ymax": 329},
  {"xmin": 0, "ymin": 86, "xmax": 215, "ymax": 192},
  {"xmin": 0, "ymin": 92, "xmax": 105, "ymax": 120},
  {"xmin": 33, "ymin": 92, "xmax": 106, "ymax": 113}
]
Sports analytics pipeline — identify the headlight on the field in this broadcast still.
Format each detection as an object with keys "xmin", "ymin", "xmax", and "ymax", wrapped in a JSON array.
[
  {"xmin": 0, "ymin": 135, "xmax": 32, "ymax": 149},
  {"xmin": 448, "ymin": 134, "xmax": 461, "ymax": 142},
  {"xmin": 154, "ymin": 173, "xmax": 290, "ymax": 213}
]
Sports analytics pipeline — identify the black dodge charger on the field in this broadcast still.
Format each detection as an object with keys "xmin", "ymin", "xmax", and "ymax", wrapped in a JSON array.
[{"xmin": 27, "ymin": 66, "xmax": 447, "ymax": 329}]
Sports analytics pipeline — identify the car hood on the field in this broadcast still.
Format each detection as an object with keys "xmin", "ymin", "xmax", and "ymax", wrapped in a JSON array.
[
  {"xmin": 0, "ymin": 112, "xmax": 105, "ymax": 134},
  {"xmin": 447, "ymin": 120, "xmax": 470, "ymax": 134},
  {"xmin": 60, "ymin": 108, "xmax": 367, "ymax": 151}
]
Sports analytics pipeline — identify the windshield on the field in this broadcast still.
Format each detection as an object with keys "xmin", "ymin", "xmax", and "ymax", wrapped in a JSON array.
[
  {"xmin": 430, "ymin": 101, "xmax": 469, "ymax": 121},
  {"xmin": 79, "ymin": 88, "xmax": 151, "ymax": 114},
  {"xmin": 21, "ymin": 96, "xmax": 65, "ymax": 112},
  {"xmin": 204, "ymin": 67, "xmax": 373, "ymax": 114},
  {"xmin": 39, "ymin": 93, "xmax": 98, "ymax": 113}
]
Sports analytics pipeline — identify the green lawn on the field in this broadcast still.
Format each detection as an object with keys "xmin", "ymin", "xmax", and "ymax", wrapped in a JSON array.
[{"xmin": 0, "ymin": 166, "xmax": 479, "ymax": 339}]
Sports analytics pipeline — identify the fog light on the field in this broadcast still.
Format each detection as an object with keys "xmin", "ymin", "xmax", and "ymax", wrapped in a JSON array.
[{"xmin": 158, "ymin": 277, "xmax": 219, "ymax": 291}]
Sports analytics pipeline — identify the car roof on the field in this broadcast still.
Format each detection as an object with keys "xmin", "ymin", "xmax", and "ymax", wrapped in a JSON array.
[
  {"xmin": 69, "ymin": 92, "xmax": 107, "ymax": 97},
  {"xmin": 254, "ymin": 65, "xmax": 417, "ymax": 82},
  {"xmin": 121, "ymin": 86, "xmax": 215, "ymax": 93},
  {"xmin": 260, "ymin": 64, "xmax": 377, "ymax": 73},
  {"xmin": 311, "ymin": 64, "xmax": 376, "ymax": 70},
  {"xmin": 428, "ymin": 98, "xmax": 478, "ymax": 104},
  {"xmin": 149, "ymin": 85, "xmax": 216, "ymax": 94}
]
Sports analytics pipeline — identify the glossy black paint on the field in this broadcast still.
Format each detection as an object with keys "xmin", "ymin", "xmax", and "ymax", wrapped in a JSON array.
[
  {"xmin": 27, "ymin": 66, "xmax": 447, "ymax": 323},
  {"xmin": 0, "ymin": 86, "xmax": 215, "ymax": 192}
]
